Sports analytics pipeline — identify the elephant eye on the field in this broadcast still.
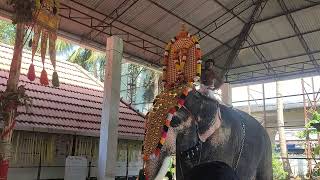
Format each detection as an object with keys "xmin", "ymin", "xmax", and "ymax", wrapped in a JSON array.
[{"xmin": 170, "ymin": 106, "xmax": 189, "ymax": 127}]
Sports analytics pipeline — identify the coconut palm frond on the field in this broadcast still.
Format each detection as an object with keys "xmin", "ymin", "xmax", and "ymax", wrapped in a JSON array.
[{"xmin": 55, "ymin": 39, "xmax": 74, "ymax": 56}]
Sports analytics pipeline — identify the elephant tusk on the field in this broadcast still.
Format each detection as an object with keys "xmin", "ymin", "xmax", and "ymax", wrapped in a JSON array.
[{"xmin": 155, "ymin": 156, "xmax": 172, "ymax": 180}]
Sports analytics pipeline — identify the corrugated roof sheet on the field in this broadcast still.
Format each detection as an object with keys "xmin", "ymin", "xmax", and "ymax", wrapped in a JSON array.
[
  {"xmin": 0, "ymin": 0, "xmax": 319, "ymax": 85},
  {"xmin": 0, "ymin": 44, "xmax": 145, "ymax": 139}
]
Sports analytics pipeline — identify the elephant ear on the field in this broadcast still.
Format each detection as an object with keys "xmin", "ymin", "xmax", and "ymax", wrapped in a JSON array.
[
  {"xmin": 143, "ymin": 87, "xmax": 185, "ymax": 160},
  {"xmin": 198, "ymin": 111, "xmax": 221, "ymax": 142}
]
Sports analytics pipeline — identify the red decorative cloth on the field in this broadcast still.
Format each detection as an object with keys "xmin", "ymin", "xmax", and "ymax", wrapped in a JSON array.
[{"xmin": 0, "ymin": 160, "xmax": 9, "ymax": 180}]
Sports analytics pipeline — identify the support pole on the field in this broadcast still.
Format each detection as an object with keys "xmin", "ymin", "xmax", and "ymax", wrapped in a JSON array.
[
  {"xmin": 98, "ymin": 36, "xmax": 123, "ymax": 180},
  {"xmin": 247, "ymin": 86, "xmax": 251, "ymax": 115},
  {"xmin": 311, "ymin": 77, "xmax": 320, "ymax": 146},
  {"xmin": 276, "ymin": 81, "xmax": 292, "ymax": 177},
  {"xmin": 126, "ymin": 141, "xmax": 129, "ymax": 180},
  {"xmin": 0, "ymin": 22, "xmax": 25, "ymax": 180},
  {"xmin": 262, "ymin": 83, "xmax": 266, "ymax": 127},
  {"xmin": 301, "ymin": 79, "xmax": 313, "ymax": 176},
  {"xmin": 220, "ymin": 83, "xmax": 232, "ymax": 106}
]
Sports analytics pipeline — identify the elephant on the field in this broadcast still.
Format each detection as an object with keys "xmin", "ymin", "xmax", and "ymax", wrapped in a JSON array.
[{"xmin": 144, "ymin": 87, "xmax": 272, "ymax": 180}]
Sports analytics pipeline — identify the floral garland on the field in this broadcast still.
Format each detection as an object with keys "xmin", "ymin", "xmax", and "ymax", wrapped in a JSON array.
[
  {"xmin": 162, "ymin": 32, "xmax": 202, "ymax": 88},
  {"xmin": 0, "ymin": 86, "xmax": 32, "ymax": 139},
  {"xmin": 144, "ymin": 87, "xmax": 192, "ymax": 160}
]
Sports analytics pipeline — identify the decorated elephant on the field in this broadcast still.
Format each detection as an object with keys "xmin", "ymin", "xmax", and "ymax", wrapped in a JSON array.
[
  {"xmin": 142, "ymin": 24, "xmax": 272, "ymax": 180},
  {"xmin": 143, "ymin": 85, "xmax": 272, "ymax": 180}
]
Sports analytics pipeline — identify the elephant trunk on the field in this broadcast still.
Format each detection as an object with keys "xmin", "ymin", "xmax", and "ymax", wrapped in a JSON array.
[
  {"xmin": 146, "ymin": 155, "xmax": 172, "ymax": 180},
  {"xmin": 145, "ymin": 128, "xmax": 176, "ymax": 179}
]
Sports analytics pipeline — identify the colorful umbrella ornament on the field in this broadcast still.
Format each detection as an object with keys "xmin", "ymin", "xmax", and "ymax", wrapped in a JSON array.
[{"xmin": 27, "ymin": 0, "xmax": 60, "ymax": 87}]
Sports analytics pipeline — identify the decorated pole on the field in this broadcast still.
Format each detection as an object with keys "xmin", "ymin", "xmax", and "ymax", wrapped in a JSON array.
[
  {"xmin": 0, "ymin": 22, "xmax": 25, "ymax": 180},
  {"xmin": 0, "ymin": 1, "xmax": 60, "ymax": 179}
]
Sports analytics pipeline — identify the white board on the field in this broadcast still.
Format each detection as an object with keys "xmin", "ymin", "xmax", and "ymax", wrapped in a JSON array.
[{"xmin": 64, "ymin": 156, "xmax": 88, "ymax": 180}]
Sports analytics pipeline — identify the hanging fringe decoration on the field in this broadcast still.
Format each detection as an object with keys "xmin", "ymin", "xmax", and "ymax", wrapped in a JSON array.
[
  {"xmin": 27, "ymin": 63, "xmax": 36, "ymax": 81},
  {"xmin": 52, "ymin": 71, "xmax": 59, "ymax": 87},
  {"xmin": 40, "ymin": 30, "xmax": 49, "ymax": 86},
  {"xmin": 49, "ymin": 32, "xmax": 59, "ymax": 87},
  {"xmin": 25, "ymin": 0, "xmax": 60, "ymax": 86},
  {"xmin": 27, "ymin": 25, "xmax": 41, "ymax": 81},
  {"xmin": 40, "ymin": 69, "xmax": 49, "ymax": 85}
]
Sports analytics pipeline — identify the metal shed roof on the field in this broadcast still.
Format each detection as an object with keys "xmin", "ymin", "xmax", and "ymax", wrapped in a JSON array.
[{"xmin": 0, "ymin": 0, "xmax": 319, "ymax": 85}]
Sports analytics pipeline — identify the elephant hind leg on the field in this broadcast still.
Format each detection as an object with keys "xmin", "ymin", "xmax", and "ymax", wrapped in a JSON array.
[{"xmin": 256, "ymin": 160, "xmax": 272, "ymax": 180}]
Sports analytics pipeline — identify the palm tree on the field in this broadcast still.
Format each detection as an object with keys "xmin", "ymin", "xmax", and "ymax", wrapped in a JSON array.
[{"xmin": 67, "ymin": 47, "xmax": 105, "ymax": 79}]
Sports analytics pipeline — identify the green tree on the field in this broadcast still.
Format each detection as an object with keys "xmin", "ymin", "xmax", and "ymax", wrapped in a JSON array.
[
  {"xmin": 273, "ymin": 150, "xmax": 288, "ymax": 180},
  {"xmin": 0, "ymin": 20, "xmax": 16, "ymax": 45},
  {"xmin": 143, "ymin": 71, "xmax": 155, "ymax": 104}
]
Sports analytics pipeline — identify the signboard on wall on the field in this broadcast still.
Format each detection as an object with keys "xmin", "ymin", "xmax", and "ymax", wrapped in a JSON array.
[{"xmin": 64, "ymin": 156, "xmax": 88, "ymax": 180}]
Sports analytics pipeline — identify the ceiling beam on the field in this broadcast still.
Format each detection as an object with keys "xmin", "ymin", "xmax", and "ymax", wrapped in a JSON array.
[
  {"xmin": 199, "ymin": 0, "xmax": 254, "ymax": 41},
  {"xmin": 214, "ymin": 0, "xmax": 276, "ymax": 78},
  {"xmin": 278, "ymin": 0, "xmax": 320, "ymax": 74},
  {"xmin": 204, "ymin": 1, "xmax": 320, "ymax": 67},
  {"xmin": 227, "ymin": 65, "xmax": 319, "ymax": 85},
  {"xmin": 59, "ymin": 3, "xmax": 163, "ymax": 63},
  {"xmin": 232, "ymin": 49, "xmax": 320, "ymax": 69},
  {"xmin": 255, "ymin": 2, "xmax": 320, "ymax": 24},
  {"xmin": 88, "ymin": 0, "xmax": 141, "ymax": 40},
  {"xmin": 146, "ymin": 0, "xmax": 232, "ymax": 49},
  {"xmin": 241, "ymin": 27, "xmax": 320, "ymax": 49},
  {"xmin": 221, "ymin": 0, "xmax": 267, "ymax": 77},
  {"xmin": 229, "ymin": 59, "xmax": 318, "ymax": 77},
  {"xmin": 68, "ymin": 0, "xmax": 167, "ymax": 45},
  {"xmin": 213, "ymin": 0, "xmax": 246, "ymax": 23}
]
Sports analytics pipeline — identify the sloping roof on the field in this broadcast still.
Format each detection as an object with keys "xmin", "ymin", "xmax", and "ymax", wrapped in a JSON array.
[
  {"xmin": 0, "ymin": 44, "xmax": 145, "ymax": 140},
  {"xmin": 1, "ymin": 0, "xmax": 319, "ymax": 85}
]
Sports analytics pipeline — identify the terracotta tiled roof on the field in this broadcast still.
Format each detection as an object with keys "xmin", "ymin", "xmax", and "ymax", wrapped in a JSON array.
[{"xmin": 0, "ymin": 44, "xmax": 145, "ymax": 140}]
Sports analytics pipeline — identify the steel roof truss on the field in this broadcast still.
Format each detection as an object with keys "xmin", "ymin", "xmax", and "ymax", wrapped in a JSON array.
[{"xmin": 278, "ymin": 0, "xmax": 320, "ymax": 74}]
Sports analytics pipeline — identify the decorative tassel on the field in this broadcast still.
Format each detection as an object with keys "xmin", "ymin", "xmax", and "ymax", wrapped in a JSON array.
[
  {"xmin": 40, "ymin": 31, "xmax": 48, "ymax": 86},
  {"xmin": 27, "ymin": 25, "xmax": 41, "ymax": 82},
  {"xmin": 27, "ymin": 63, "xmax": 36, "ymax": 81},
  {"xmin": 49, "ymin": 32, "xmax": 59, "ymax": 87},
  {"xmin": 41, "ymin": 31, "xmax": 48, "ymax": 65},
  {"xmin": 40, "ymin": 69, "xmax": 49, "ymax": 86},
  {"xmin": 52, "ymin": 71, "xmax": 59, "ymax": 87},
  {"xmin": 49, "ymin": 32, "xmax": 57, "ymax": 68}
]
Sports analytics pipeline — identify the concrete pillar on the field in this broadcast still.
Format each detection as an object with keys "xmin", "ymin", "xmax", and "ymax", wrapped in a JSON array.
[
  {"xmin": 220, "ymin": 83, "xmax": 232, "ymax": 105},
  {"xmin": 98, "ymin": 36, "xmax": 123, "ymax": 180}
]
